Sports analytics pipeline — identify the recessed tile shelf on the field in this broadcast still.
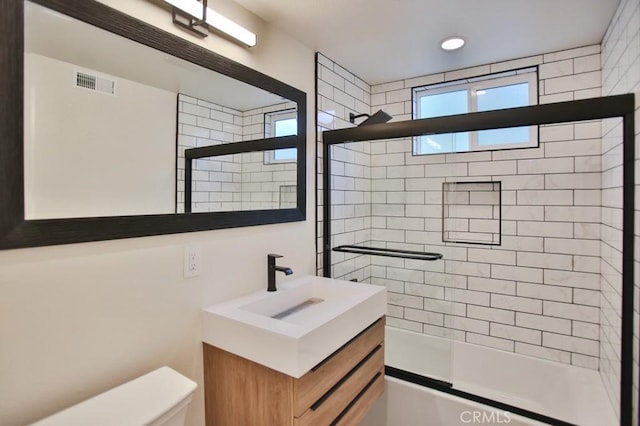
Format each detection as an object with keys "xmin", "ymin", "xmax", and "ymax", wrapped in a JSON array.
[{"xmin": 442, "ymin": 181, "xmax": 501, "ymax": 245}]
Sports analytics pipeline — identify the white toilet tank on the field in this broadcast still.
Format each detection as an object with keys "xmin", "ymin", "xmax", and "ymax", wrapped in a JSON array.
[{"xmin": 31, "ymin": 367, "xmax": 197, "ymax": 426}]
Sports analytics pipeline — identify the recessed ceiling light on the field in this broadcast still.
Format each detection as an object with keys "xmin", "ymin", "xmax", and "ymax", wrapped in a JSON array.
[{"xmin": 441, "ymin": 37, "xmax": 465, "ymax": 51}]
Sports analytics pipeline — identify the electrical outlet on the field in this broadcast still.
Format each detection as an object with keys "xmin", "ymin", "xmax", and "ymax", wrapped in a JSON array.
[{"xmin": 184, "ymin": 246, "xmax": 201, "ymax": 278}]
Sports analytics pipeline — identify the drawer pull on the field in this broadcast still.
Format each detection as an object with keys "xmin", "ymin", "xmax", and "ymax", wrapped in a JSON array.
[
  {"xmin": 294, "ymin": 318, "xmax": 384, "ymax": 418},
  {"xmin": 330, "ymin": 372, "xmax": 383, "ymax": 426},
  {"xmin": 310, "ymin": 345, "xmax": 382, "ymax": 411}
]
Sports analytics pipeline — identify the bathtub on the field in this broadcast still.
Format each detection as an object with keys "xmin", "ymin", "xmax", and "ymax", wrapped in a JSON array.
[
  {"xmin": 362, "ymin": 326, "xmax": 617, "ymax": 426},
  {"xmin": 362, "ymin": 377, "xmax": 548, "ymax": 426}
]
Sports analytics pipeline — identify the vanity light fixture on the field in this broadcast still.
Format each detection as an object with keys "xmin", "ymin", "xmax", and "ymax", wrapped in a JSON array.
[
  {"xmin": 161, "ymin": 0, "xmax": 257, "ymax": 47},
  {"xmin": 205, "ymin": 9, "xmax": 257, "ymax": 47},
  {"xmin": 165, "ymin": 0, "xmax": 204, "ymax": 20},
  {"xmin": 440, "ymin": 36, "xmax": 465, "ymax": 51}
]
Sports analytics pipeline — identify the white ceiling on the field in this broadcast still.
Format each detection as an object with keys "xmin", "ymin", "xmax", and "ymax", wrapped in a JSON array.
[
  {"xmin": 25, "ymin": 1, "xmax": 288, "ymax": 111},
  {"xmin": 235, "ymin": 0, "xmax": 620, "ymax": 84}
]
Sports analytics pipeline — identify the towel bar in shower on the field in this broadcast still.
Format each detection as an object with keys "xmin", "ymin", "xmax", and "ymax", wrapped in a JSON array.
[{"xmin": 331, "ymin": 245, "xmax": 443, "ymax": 261}]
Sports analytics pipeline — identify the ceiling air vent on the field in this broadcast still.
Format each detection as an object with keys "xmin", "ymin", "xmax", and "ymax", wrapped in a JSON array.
[{"xmin": 75, "ymin": 71, "xmax": 115, "ymax": 95}]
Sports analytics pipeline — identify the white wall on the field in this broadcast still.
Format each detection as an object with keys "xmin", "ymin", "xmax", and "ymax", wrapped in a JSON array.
[
  {"xmin": 24, "ymin": 53, "xmax": 177, "ymax": 219},
  {"xmin": 315, "ymin": 52, "xmax": 373, "ymax": 275},
  {"xmin": 0, "ymin": 1, "xmax": 315, "ymax": 425}
]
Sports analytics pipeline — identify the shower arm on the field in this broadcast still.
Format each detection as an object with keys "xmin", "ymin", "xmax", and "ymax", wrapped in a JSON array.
[
  {"xmin": 349, "ymin": 110, "xmax": 393, "ymax": 126},
  {"xmin": 349, "ymin": 112, "xmax": 371, "ymax": 124}
]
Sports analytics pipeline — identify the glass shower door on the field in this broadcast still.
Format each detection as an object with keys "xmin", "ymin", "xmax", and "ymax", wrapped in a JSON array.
[{"xmin": 325, "ymin": 137, "xmax": 455, "ymax": 387}]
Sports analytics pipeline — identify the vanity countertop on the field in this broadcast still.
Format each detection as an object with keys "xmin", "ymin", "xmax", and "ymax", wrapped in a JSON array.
[{"xmin": 201, "ymin": 275, "xmax": 386, "ymax": 378}]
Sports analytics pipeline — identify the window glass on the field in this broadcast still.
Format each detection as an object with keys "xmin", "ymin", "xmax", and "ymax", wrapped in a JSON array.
[
  {"xmin": 478, "ymin": 127, "xmax": 530, "ymax": 146},
  {"xmin": 417, "ymin": 133, "xmax": 469, "ymax": 154},
  {"xmin": 273, "ymin": 147, "xmax": 296, "ymax": 160},
  {"xmin": 476, "ymin": 83, "xmax": 529, "ymax": 111},
  {"xmin": 274, "ymin": 117, "xmax": 297, "ymax": 136},
  {"xmin": 420, "ymin": 90, "xmax": 468, "ymax": 118},
  {"xmin": 418, "ymin": 90, "xmax": 469, "ymax": 154},
  {"xmin": 412, "ymin": 70, "xmax": 537, "ymax": 155},
  {"xmin": 265, "ymin": 110, "xmax": 297, "ymax": 163},
  {"xmin": 476, "ymin": 82, "xmax": 530, "ymax": 146}
]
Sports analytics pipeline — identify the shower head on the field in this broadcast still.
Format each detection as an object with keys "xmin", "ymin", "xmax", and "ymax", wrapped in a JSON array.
[{"xmin": 349, "ymin": 109, "xmax": 392, "ymax": 126}]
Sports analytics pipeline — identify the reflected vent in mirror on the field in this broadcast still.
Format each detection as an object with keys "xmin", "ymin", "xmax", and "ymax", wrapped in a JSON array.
[{"xmin": 75, "ymin": 71, "xmax": 115, "ymax": 95}]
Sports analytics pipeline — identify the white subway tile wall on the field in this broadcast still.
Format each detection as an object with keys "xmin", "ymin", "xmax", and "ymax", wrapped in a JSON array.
[
  {"xmin": 365, "ymin": 48, "xmax": 607, "ymax": 366},
  {"xmin": 316, "ymin": 53, "xmax": 373, "ymax": 279},
  {"xmin": 177, "ymin": 94, "xmax": 297, "ymax": 213},
  {"xmin": 601, "ymin": 0, "xmax": 640, "ymax": 420},
  {"xmin": 318, "ymin": 45, "xmax": 609, "ymax": 368}
]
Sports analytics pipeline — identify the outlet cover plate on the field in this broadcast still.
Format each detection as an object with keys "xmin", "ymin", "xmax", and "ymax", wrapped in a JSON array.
[{"xmin": 184, "ymin": 246, "xmax": 201, "ymax": 278}]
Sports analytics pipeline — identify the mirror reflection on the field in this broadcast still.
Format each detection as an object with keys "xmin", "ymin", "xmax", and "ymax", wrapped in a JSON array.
[
  {"xmin": 175, "ymin": 94, "xmax": 297, "ymax": 213},
  {"xmin": 24, "ymin": 1, "xmax": 297, "ymax": 220},
  {"xmin": 180, "ymin": 151, "xmax": 297, "ymax": 213}
]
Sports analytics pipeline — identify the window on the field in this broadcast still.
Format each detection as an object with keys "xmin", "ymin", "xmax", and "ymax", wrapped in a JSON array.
[
  {"xmin": 413, "ymin": 70, "xmax": 538, "ymax": 155},
  {"xmin": 264, "ymin": 109, "xmax": 297, "ymax": 163}
]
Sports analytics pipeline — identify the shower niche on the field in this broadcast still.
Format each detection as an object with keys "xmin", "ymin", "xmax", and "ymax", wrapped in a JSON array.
[{"xmin": 442, "ymin": 181, "xmax": 501, "ymax": 245}]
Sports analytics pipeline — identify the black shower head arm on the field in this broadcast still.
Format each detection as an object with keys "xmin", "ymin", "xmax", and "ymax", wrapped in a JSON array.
[
  {"xmin": 349, "ymin": 112, "xmax": 371, "ymax": 124},
  {"xmin": 349, "ymin": 110, "xmax": 393, "ymax": 126}
]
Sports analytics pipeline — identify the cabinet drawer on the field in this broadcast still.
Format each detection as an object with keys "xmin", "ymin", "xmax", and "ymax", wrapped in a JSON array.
[
  {"xmin": 333, "ymin": 372, "xmax": 384, "ymax": 426},
  {"xmin": 293, "ymin": 317, "xmax": 384, "ymax": 417},
  {"xmin": 294, "ymin": 345, "xmax": 384, "ymax": 426}
]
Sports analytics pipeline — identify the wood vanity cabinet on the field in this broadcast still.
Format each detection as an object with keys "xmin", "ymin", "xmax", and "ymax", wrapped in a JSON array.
[{"xmin": 203, "ymin": 317, "xmax": 385, "ymax": 426}]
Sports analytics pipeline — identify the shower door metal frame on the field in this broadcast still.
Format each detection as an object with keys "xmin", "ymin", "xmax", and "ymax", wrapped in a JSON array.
[{"xmin": 321, "ymin": 94, "xmax": 636, "ymax": 426}]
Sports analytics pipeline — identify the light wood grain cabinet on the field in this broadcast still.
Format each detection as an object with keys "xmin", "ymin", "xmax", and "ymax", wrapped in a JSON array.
[{"xmin": 203, "ymin": 317, "xmax": 385, "ymax": 426}]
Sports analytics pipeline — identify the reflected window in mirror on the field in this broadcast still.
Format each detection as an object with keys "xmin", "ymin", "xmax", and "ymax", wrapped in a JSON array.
[{"xmin": 264, "ymin": 109, "xmax": 297, "ymax": 164}]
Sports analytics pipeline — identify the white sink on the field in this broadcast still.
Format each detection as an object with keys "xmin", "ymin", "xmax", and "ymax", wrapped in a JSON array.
[{"xmin": 202, "ymin": 275, "xmax": 386, "ymax": 378}]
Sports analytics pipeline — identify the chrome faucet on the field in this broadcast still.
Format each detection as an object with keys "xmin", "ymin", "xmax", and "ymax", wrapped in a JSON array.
[{"xmin": 267, "ymin": 254, "xmax": 293, "ymax": 292}]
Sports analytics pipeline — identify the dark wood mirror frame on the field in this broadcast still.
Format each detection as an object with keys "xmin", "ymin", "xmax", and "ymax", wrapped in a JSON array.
[{"xmin": 0, "ymin": 0, "xmax": 307, "ymax": 250}]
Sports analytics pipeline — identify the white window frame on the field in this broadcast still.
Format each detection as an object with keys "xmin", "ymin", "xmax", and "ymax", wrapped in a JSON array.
[
  {"xmin": 413, "ymin": 70, "xmax": 538, "ymax": 155},
  {"xmin": 264, "ymin": 109, "xmax": 297, "ymax": 164}
]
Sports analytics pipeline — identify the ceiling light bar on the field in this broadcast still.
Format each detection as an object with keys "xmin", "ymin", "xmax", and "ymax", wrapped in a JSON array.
[
  {"xmin": 164, "ymin": 0, "xmax": 204, "ymax": 20},
  {"xmin": 159, "ymin": 0, "xmax": 257, "ymax": 47},
  {"xmin": 205, "ymin": 9, "xmax": 257, "ymax": 47}
]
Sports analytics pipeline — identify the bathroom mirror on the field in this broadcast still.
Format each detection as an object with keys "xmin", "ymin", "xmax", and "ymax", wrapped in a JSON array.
[{"xmin": 0, "ymin": 0, "xmax": 306, "ymax": 249}]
